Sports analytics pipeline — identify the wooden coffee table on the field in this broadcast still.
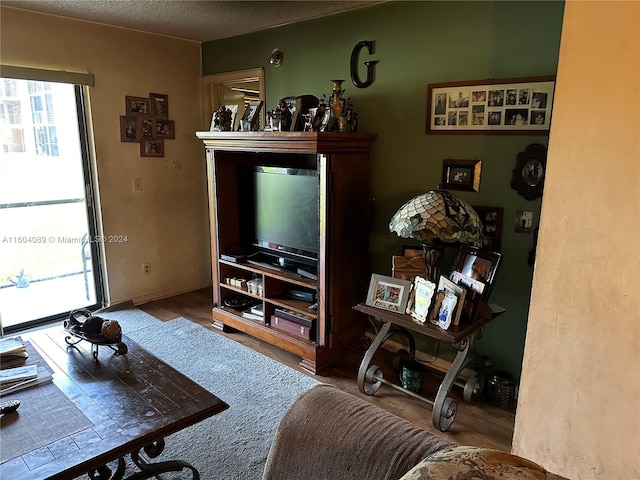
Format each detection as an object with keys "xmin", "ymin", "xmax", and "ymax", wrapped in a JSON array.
[{"xmin": 0, "ymin": 326, "xmax": 229, "ymax": 480}]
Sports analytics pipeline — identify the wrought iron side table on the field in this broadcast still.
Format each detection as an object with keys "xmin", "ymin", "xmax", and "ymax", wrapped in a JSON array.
[{"xmin": 353, "ymin": 302, "xmax": 500, "ymax": 432}]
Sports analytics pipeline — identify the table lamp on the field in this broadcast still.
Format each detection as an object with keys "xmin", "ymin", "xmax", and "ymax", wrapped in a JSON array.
[{"xmin": 389, "ymin": 189, "xmax": 482, "ymax": 284}]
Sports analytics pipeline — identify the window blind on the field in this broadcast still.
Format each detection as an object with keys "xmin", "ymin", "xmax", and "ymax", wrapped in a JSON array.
[{"xmin": 0, "ymin": 65, "xmax": 94, "ymax": 86}]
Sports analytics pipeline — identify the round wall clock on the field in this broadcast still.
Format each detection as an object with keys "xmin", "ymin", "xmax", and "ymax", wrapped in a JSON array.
[{"xmin": 510, "ymin": 143, "xmax": 547, "ymax": 200}]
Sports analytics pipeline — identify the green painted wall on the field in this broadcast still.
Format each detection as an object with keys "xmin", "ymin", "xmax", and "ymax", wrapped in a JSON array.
[{"xmin": 202, "ymin": 1, "xmax": 565, "ymax": 380}]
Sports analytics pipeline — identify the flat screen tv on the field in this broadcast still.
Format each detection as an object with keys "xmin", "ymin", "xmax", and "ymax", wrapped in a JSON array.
[{"xmin": 240, "ymin": 166, "xmax": 319, "ymax": 267}]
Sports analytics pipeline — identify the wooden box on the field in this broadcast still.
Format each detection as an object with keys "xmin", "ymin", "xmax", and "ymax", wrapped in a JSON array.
[{"xmin": 271, "ymin": 315, "xmax": 315, "ymax": 341}]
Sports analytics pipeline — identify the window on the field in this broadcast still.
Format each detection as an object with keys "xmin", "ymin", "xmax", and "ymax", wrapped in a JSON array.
[{"xmin": 0, "ymin": 69, "xmax": 103, "ymax": 332}]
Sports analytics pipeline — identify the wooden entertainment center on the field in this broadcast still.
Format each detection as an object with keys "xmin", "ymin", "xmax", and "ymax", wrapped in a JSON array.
[{"xmin": 196, "ymin": 132, "xmax": 377, "ymax": 374}]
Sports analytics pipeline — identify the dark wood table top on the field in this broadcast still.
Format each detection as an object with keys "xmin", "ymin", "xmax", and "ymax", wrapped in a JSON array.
[
  {"xmin": 0, "ymin": 326, "xmax": 229, "ymax": 480},
  {"xmin": 354, "ymin": 302, "xmax": 496, "ymax": 343}
]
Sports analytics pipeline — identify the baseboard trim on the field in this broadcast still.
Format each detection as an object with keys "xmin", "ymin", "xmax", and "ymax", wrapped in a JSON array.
[
  {"xmin": 95, "ymin": 300, "xmax": 134, "ymax": 313},
  {"xmin": 109, "ymin": 282, "xmax": 213, "ymax": 308}
]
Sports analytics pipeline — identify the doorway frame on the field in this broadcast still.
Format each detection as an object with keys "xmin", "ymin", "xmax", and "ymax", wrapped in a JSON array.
[{"xmin": 201, "ymin": 68, "xmax": 265, "ymax": 130}]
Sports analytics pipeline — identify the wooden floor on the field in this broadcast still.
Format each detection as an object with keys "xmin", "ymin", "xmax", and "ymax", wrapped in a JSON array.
[{"xmin": 138, "ymin": 288, "xmax": 515, "ymax": 452}]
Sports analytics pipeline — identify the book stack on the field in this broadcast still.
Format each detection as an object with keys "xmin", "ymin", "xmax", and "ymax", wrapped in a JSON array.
[
  {"xmin": 242, "ymin": 303, "xmax": 265, "ymax": 323},
  {"xmin": 0, "ymin": 337, "xmax": 29, "ymax": 368},
  {"xmin": 0, "ymin": 337, "xmax": 53, "ymax": 395}
]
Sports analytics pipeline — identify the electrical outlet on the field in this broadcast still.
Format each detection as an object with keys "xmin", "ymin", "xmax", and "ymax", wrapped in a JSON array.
[
  {"xmin": 133, "ymin": 177, "xmax": 143, "ymax": 192},
  {"xmin": 142, "ymin": 262, "xmax": 151, "ymax": 275}
]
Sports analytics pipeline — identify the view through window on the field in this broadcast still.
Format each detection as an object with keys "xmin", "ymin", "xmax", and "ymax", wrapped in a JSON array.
[{"xmin": 0, "ymin": 78, "xmax": 102, "ymax": 332}]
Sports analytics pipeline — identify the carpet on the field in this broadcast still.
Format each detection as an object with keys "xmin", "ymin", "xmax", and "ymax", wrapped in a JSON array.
[{"xmin": 105, "ymin": 310, "xmax": 320, "ymax": 479}]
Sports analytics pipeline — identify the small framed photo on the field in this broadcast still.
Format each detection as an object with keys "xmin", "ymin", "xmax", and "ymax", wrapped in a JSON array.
[
  {"xmin": 140, "ymin": 138, "xmax": 164, "ymax": 157},
  {"xmin": 226, "ymin": 105, "xmax": 240, "ymax": 131},
  {"xmin": 449, "ymin": 245, "xmax": 502, "ymax": 321},
  {"xmin": 137, "ymin": 115, "xmax": 155, "ymax": 139},
  {"xmin": 472, "ymin": 205, "xmax": 504, "ymax": 251},
  {"xmin": 119, "ymin": 115, "xmax": 138, "ymax": 142},
  {"xmin": 155, "ymin": 119, "xmax": 175, "ymax": 139},
  {"xmin": 428, "ymin": 276, "xmax": 466, "ymax": 328},
  {"xmin": 310, "ymin": 106, "xmax": 331, "ymax": 132},
  {"xmin": 240, "ymin": 100, "xmax": 264, "ymax": 131},
  {"xmin": 366, "ymin": 274, "xmax": 412, "ymax": 313},
  {"xmin": 407, "ymin": 276, "xmax": 436, "ymax": 323},
  {"xmin": 125, "ymin": 96, "xmax": 150, "ymax": 116},
  {"xmin": 150, "ymin": 93, "xmax": 169, "ymax": 118},
  {"xmin": 441, "ymin": 158, "xmax": 481, "ymax": 192}
]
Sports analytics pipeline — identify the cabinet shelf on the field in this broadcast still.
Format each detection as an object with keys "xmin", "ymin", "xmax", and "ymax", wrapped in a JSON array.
[
  {"xmin": 219, "ymin": 258, "xmax": 316, "ymax": 289},
  {"xmin": 199, "ymin": 131, "xmax": 376, "ymax": 374}
]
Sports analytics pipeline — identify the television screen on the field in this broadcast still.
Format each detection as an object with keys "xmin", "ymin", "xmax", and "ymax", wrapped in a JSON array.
[{"xmin": 244, "ymin": 167, "xmax": 319, "ymax": 263}]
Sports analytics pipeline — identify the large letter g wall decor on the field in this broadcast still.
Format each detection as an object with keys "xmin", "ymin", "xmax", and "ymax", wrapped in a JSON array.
[{"xmin": 350, "ymin": 40, "xmax": 378, "ymax": 88}]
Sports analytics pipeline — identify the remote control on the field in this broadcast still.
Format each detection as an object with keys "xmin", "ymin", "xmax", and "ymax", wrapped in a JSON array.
[{"xmin": 0, "ymin": 399, "xmax": 20, "ymax": 414}]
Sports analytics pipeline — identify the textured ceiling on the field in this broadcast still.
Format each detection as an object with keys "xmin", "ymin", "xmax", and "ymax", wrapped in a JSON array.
[{"xmin": 2, "ymin": 0, "xmax": 381, "ymax": 42}]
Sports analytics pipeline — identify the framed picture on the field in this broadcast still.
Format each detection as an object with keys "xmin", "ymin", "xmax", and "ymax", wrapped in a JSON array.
[
  {"xmin": 428, "ymin": 276, "xmax": 466, "ymax": 328},
  {"xmin": 125, "ymin": 96, "xmax": 150, "ymax": 116},
  {"xmin": 407, "ymin": 276, "xmax": 436, "ymax": 323},
  {"xmin": 226, "ymin": 105, "xmax": 240, "ymax": 131},
  {"xmin": 140, "ymin": 138, "xmax": 164, "ymax": 157},
  {"xmin": 365, "ymin": 274, "xmax": 412, "ymax": 313},
  {"xmin": 472, "ymin": 205, "xmax": 504, "ymax": 251},
  {"xmin": 426, "ymin": 75, "xmax": 555, "ymax": 134},
  {"xmin": 441, "ymin": 158, "xmax": 481, "ymax": 192},
  {"xmin": 155, "ymin": 119, "xmax": 175, "ymax": 139},
  {"xmin": 240, "ymin": 100, "xmax": 264, "ymax": 131},
  {"xmin": 149, "ymin": 93, "xmax": 168, "ymax": 118},
  {"xmin": 449, "ymin": 246, "xmax": 502, "ymax": 321},
  {"xmin": 137, "ymin": 116, "xmax": 155, "ymax": 139},
  {"xmin": 119, "ymin": 115, "xmax": 138, "ymax": 142}
]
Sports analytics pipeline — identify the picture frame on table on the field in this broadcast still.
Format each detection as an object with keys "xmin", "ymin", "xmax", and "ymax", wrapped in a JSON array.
[
  {"xmin": 366, "ymin": 274, "xmax": 412, "ymax": 313},
  {"xmin": 426, "ymin": 75, "xmax": 555, "ymax": 134},
  {"xmin": 407, "ymin": 276, "xmax": 436, "ymax": 323},
  {"xmin": 449, "ymin": 245, "xmax": 502, "ymax": 321},
  {"xmin": 441, "ymin": 158, "xmax": 482, "ymax": 192},
  {"xmin": 119, "ymin": 116, "xmax": 138, "ymax": 142},
  {"xmin": 149, "ymin": 93, "xmax": 169, "ymax": 118},
  {"xmin": 428, "ymin": 276, "xmax": 466, "ymax": 328},
  {"xmin": 125, "ymin": 96, "xmax": 150, "ymax": 116},
  {"xmin": 140, "ymin": 138, "xmax": 164, "ymax": 157}
]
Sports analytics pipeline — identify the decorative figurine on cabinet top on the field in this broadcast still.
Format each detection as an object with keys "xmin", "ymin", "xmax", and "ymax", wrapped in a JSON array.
[{"xmin": 323, "ymin": 80, "xmax": 358, "ymax": 132}]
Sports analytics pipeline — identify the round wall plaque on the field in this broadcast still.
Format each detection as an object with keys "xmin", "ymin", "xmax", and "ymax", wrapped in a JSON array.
[{"xmin": 510, "ymin": 143, "xmax": 547, "ymax": 200}]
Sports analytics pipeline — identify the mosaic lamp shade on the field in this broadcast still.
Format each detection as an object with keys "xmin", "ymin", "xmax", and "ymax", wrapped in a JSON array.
[{"xmin": 389, "ymin": 189, "xmax": 482, "ymax": 284}]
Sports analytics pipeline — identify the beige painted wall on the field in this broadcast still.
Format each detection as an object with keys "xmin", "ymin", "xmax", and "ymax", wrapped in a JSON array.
[
  {"xmin": 1, "ymin": 7, "xmax": 211, "ymax": 304},
  {"xmin": 513, "ymin": 2, "xmax": 640, "ymax": 479}
]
